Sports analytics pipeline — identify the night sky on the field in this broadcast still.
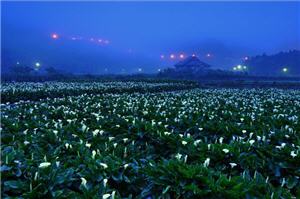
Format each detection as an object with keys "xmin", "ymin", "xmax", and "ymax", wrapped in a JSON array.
[{"xmin": 2, "ymin": 2, "xmax": 300, "ymax": 74}]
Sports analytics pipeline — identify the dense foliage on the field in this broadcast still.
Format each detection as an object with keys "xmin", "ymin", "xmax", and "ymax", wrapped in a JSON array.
[
  {"xmin": 244, "ymin": 50, "xmax": 300, "ymax": 76},
  {"xmin": 1, "ymin": 81, "xmax": 197, "ymax": 103},
  {"xmin": 1, "ymin": 82, "xmax": 300, "ymax": 198}
]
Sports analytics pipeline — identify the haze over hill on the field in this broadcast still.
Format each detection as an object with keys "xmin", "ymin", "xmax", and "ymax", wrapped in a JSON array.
[{"xmin": 2, "ymin": 2, "xmax": 300, "ymax": 75}]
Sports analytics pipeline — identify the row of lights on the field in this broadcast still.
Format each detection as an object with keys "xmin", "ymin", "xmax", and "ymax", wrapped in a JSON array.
[
  {"xmin": 52, "ymin": 33, "xmax": 254, "ymax": 63},
  {"xmin": 161, "ymin": 54, "xmax": 250, "ymax": 61},
  {"xmin": 233, "ymin": 65, "xmax": 247, "ymax": 71},
  {"xmin": 51, "ymin": 33, "xmax": 110, "ymax": 45},
  {"xmin": 138, "ymin": 68, "xmax": 162, "ymax": 72},
  {"xmin": 16, "ymin": 60, "xmax": 289, "ymax": 74},
  {"xmin": 17, "ymin": 61, "xmax": 149, "ymax": 73},
  {"xmin": 233, "ymin": 65, "xmax": 289, "ymax": 73},
  {"xmin": 52, "ymin": 32, "xmax": 254, "ymax": 63},
  {"xmin": 160, "ymin": 53, "xmax": 211, "ymax": 60},
  {"xmin": 137, "ymin": 68, "xmax": 161, "ymax": 72}
]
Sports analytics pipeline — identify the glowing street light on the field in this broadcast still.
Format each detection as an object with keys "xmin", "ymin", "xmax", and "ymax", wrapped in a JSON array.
[
  {"xmin": 192, "ymin": 54, "xmax": 196, "ymax": 57},
  {"xmin": 237, "ymin": 65, "xmax": 242, "ymax": 70},
  {"xmin": 51, "ymin": 33, "xmax": 58, "ymax": 39},
  {"xmin": 233, "ymin": 67, "xmax": 237, "ymax": 71},
  {"xmin": 138, "ymin": 68, "xmax": 142, "ymax": 72},
  {"xmin": 158, "ymin": 68, "xmax": 161, "ymax": 72},
  {"xmin": 160, "ymin": 55, "xmax": 165, "ymax": 59},
  {"xmin": 206, "ymin": 53, "xmax": 211, "ymax": 58},
  {"xmin": 179, "ymin": 54, "xmax": 185, "ymax": 59},
  {"xmin": 16, "ymin": 62, "xmax": 20, "ymax": 65},
  {"xmin": 34, "ymin": 62, "xmax": 41, "ymax": 71},
  {"xmin": 282, "ymin": 67, "xmax": 288, "ymax": 73},
  {"xmin": 243, "ymin": 66, "xmax": 247, "ymax": 70},
  {"xmin": 170, "ymin": 54, "xmax": 175, "ymax": 59},
  {"xmin": 244, "ymin": 56, "xmax": 249, "ymax": 61}
]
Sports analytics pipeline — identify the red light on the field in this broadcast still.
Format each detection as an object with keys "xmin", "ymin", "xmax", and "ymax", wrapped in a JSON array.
[
  {"xmin": 170, "ymin": 54, "xmax": 175, "ymax": 59},
  {"xmin": 51, "ymin": 33, "xmax": 58, "ymax": 39},
  {"xmin": 179, "ymin": 54, "xmax": 185, "ymax": 59}
]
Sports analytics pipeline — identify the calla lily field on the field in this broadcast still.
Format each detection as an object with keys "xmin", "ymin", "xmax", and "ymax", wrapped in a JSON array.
[{"xmin": 1, "ymin": 81, "xmax": 300, "ymax": 198}]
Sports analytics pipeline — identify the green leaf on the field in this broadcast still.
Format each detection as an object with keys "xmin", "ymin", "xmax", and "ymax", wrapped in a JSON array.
[
  {"xmin": 0, "ymin": 165, "xmax": 11, "ymax": 172},
  {"xmin": 162, "ymin": 185, "xmax": 171, "ymax": 195},
  {"xmin": 4, "ymin": 180, "xmax": 25, "ymax": 189}
]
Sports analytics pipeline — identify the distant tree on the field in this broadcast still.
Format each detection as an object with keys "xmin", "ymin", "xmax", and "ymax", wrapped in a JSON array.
[
  {"xmin": 10, "ymin": 65, "xmax": 34, "ymax": 75},
  {"xmin": 45, "ymin": 66, "xmax": 59, "ymax": 75},
  {"xmin": 243, "ymin": 50, "xmax": 300, "ymax": 76}
]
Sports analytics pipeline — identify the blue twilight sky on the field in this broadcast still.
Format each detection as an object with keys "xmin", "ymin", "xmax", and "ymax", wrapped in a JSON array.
[{"xmin": 2, "ymin": 1, "xmax": 300, "ymax": 74}]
